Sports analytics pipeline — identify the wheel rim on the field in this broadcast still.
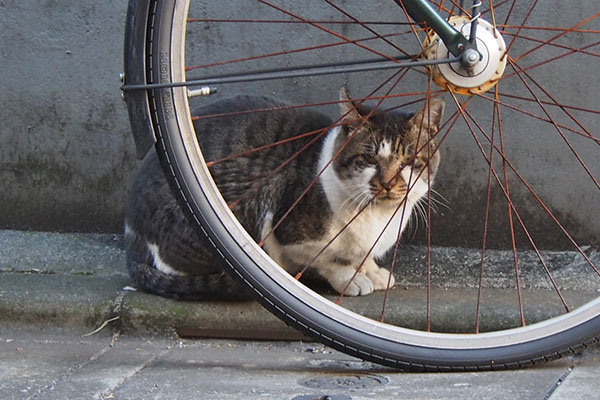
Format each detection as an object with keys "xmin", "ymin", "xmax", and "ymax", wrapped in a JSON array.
[{"xmin": 161, "ymin": 0, "xmax": 600, "ymax": 353}]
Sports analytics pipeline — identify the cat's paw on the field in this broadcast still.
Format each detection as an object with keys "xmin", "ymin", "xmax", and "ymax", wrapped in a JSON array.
[
  {"xmin": 367, "ymin": 266, "xmax": 395, "ymax": 291},
  {"xmin": 328, "ymin": 268, "xmax": 374, "ymax": 296}
]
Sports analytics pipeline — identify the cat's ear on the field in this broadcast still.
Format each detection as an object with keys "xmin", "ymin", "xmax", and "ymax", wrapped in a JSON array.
[
  {"xmin": 410, "ymin": 98, "xmax": 445, "ymax": 134},
  {"xmin": 339, "ymin": 87, "xmax": 365, "ymax": 126}
]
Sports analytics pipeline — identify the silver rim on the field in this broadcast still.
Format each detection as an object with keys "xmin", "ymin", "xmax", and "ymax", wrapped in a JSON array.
[{"xmin": 166, "ymin": 0, "xmax": 600, "ymax": 352}]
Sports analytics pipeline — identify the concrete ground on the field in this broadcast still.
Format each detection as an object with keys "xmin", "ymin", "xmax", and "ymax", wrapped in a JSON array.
[
  {"xmin": 1, "ymin": 229, "xmax": 600, "ymax": 399},
  {"xmin": 1, "ymin": 329, "xmax": 599, "ymax": 400}
]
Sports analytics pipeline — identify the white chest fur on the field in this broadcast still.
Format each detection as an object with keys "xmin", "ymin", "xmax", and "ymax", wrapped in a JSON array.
[
  {"xmin": 262, "ymin": 127, "xmax": 422, "ymax": 271},
  {"xmin": 317, "ymin": 127, "xmax": 416, "ymax": 259}
]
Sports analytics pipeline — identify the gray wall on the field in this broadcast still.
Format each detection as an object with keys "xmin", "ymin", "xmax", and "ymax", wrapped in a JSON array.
[
  {"xmin": 1, "ymin": 1, "xmax": 135, "ymax": 232},
  {"xmin": 1, "ymin": 1, "xmax": 598, "ymax": 249}
]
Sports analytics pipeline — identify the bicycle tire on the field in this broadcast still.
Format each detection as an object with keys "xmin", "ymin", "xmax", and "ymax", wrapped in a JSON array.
[{"xmin": 131, "ymin": 0, "xmax": 600, "ymax": 370}]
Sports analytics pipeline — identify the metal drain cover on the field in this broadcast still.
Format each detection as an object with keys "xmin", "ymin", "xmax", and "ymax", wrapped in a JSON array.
[
  {"xmin": 292, "ymin": 396, "xmax": 352, "ymax": 400},
  {"xmin": 299, "ymin": 374, "xmax": 388, "ymax": 390}
]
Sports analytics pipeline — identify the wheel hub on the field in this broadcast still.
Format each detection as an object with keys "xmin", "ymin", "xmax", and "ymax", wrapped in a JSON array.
[{"xmin": 424, "ymin": 16, "xmax": 507, "ymax": 94}]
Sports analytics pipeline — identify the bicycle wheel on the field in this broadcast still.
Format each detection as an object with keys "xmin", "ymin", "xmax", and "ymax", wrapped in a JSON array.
[{"xmin": 125, "ymin": 0, "xmax": 600, "ymax": 370}]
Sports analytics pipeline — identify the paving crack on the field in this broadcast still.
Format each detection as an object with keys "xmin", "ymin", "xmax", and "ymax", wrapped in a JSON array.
[{"xmin": 544, "ymin": 364, "xmax": 575, "ymax": 399}]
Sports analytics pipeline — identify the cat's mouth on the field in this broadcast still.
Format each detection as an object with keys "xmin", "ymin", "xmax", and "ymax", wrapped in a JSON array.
[{"xmin": 373, "ymin": 190, "xmax": 406, "ymax": 204}]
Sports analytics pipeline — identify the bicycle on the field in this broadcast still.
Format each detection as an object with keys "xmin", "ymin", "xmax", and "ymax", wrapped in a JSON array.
[{"xmin": 120, "ymin": 0, "xmax": 600, "ymax": 370}]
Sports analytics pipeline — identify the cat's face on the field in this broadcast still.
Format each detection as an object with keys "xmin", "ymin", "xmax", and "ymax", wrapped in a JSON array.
[{"xmin": 333, "ymin": 89, "xmax": 444, "ymax": 208}]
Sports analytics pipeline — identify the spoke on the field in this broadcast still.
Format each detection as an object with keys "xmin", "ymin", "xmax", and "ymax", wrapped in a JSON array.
[
  {"xmin": 186, "ymin": 30, "xmax": 415, "ymax": 72},
  {"xmin": 476, "ymin": 93, "xmax": 599, "ymax": 144},
  {"xmin": 497, "ymin": 92, "xmax": 600, "ymax": 117},
  {"xmin": 504, "ymin": 0, "xmax": 539, "ymax": 57},
  {"xmin": 336, "ymin": 95, "xmax": 455, "ymax": 304},
  {"xmin": 446, "ymin": 0, "xmax": 472, "ymax": 17},
  {"xmin": 450, "ymin": 97, "xmax": 600, "ymax": 279},
  {"xmin": 428, "ymin": 0, "xmax": 461, "ymax": 17},
  {"xmin": 450, "ymin": 92, "xmax": 523, "ymax": 327},
  {"xmin": 257, "ymin": 69, "xmax": 410, "ymax": 248},
  {"xmin": 187, "ymin": 18, "xmax": 413, "ymax": 26},
  {"xmin": 500, "ymin": 31, "xmax": 600, "ymax": 58},
  {"xmin": 486, "ymin": 0, "xmax": 498, "ymax": 34},
  {"xmin": 323, "ymin": 0, "xmax": 407, "ymax": 54},
  {"xmin": 203, "ymin": 93, "xmax": 438, "ymax": 166},
  {"xmin": 396, "ymin": 0, "xmax": 426, "ymax": 50},
  {"xmin": 430, "ymin": 0, "xmax": 513, "ymax": 18},
  {"xmin": 298, "ymin": 104, "xmax": 458, "ymax": 288},
  {"xmin": 496, "ymin": 93, "xmax": 526, "ymax": 327},
  {"xmin": 258, "ymin": 0, "xmax": 412, "ymax": 59},
  {"xmin": 501, "ymin": 40, "xmax": 600, "ymax": 82},
  {"xmin": 452, "ymin": 93, "xmax": 576, "ymax": 327},
  {"xmin": 507, "ymin": 58, "xmax": 600, "ymax": 192},
  {"xmin": 219, "ymin": 74, "xmax": 409, "ymax": 211},
  {"xmin": 501, "ymin": 0, "xmax": 518, "ymax": 27},
  {"xmin": 502, "ymin": 70, "xmax": 598, "ymax": 147},
  {"xmin": 511, "ymin": 11, "xmax": 600, "ymax": 63},
  {"xmin": 482, "ymin": 0, "xmax": 512, "ymax": 18},
  {"xmin": 475, "ymin": 87, "xmax": 499, "ymax": 334},
  {"xmin": 460, "ymin": 99, "xmax": 571, "ymax": 314},
  {"xmin": 425, "ymin": 80, "xmax": 434, "ymax": 332},
  {"xmin": 382, "ymin": 107, "xmax": 465, "ymax": 323},
  {"xmin": 499, "ymin": 25, "xmax": 600, "ymax": 34}
]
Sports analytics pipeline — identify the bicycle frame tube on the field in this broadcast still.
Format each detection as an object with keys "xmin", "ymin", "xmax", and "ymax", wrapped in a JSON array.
[
  {"xmin": 398, "ymin": 0, "xmax": 470, "ymax": 56},
  {"xmin": 121, "ymin": 0, "xmax": 471, "ymax": 97}
]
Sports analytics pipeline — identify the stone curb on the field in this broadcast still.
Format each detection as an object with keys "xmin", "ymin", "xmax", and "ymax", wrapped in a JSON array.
[{"xmin": 1, "ymin": 230, "xmax": 598, "ymax": 339}]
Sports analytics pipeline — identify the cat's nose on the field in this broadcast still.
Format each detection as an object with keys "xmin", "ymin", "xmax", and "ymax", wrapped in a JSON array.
[{"xmin": 381, "ymin": 176, "xmax": 400, "ymax": 191}]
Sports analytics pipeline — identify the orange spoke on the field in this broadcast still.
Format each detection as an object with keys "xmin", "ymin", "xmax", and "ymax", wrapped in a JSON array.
[
  {"xmin": 450, "ymin": 99, "xmax": 599, "ymax": 280},
  {"xmin": 202, "ymin": 93, "xmax": 438, "ymax": 166},
  {"xmin": 502, "ymin": 69, "xmax": 598, "ymax": 147},
  {"xmin": 501, "ymin": 0, "xmax": 518, "ymax": 27},
  {"xmin": 500, "ymin": 30, "xmax": 600, "ymax": 58},
  {"xmin": 449, "ymin": 91, "xmax": 527, "ymax": 327},
  {"xmin": 185, "ymin": 31, "xmax": 413, "ymax": 72},
  {"xmin": 501, "ymin": 40, "xmax": 600, "ymax": 82},
  {"xmin": 258, "ymin": 69, "xmax": 410, "ymax": 249},
  {"xmin": 187, "ymin": 18, "xmax": 412, "ymax": 26},
  {"xmin": 507, "ymin": 57, "xmax": 600, "ymax": 192},
  {"xmin": 504, "ymin": 0, "xmax": 539, "ymax": 56},
  {"xmin": 323, "ymin": 0, "xmax": 407, "ymax": 54},
  {"xmin": 462, "ymin": 101, "xmax": 571, "ymax": 314},
  {"xmin": 258, "ymin": 0, "xmax": 412, "ymax": 59},
  {"xmin": 511, "ymin": 11, "xmax": 600, "ymax": 62},
  {"xmin": 499, "ymin": 24, "xmax": 600, "ymax": 34},
  {"xmin": 475, "ymin": 87, "xmax": 499, "ymax": 333},
  {"xmin": 476, "ymin": 93, "xmax": 599, "ymax": 144},
  {"xmin": 497, "ymin": 92, "xmax": 600, "ymax": 117}
]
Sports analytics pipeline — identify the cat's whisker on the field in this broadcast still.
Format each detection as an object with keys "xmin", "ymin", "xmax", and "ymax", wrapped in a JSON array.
[
  {"xmin": 428, "ymin": 188, "xmax": 450, "ymax": 210},
  {"xmin": 412, "ymin": 200, "xmax": 427, "ymax": 229},
  {"xmin": 335, "ymin": 186, "xmax": 373, "ymax": 220},
  {"xmin": 353, "ymin": 190, "xmax": 375, "ymax": 216}
]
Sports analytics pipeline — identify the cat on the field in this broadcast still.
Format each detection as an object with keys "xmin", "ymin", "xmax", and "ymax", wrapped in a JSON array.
[{"xmin": 124, "ymin": 88, "xmax": 444, "ymax": 300}]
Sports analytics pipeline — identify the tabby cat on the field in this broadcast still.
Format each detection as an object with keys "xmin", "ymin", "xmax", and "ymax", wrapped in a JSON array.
[{"xmin": 125, "ymin": 88, "xmax": 444, "ymax": 300}]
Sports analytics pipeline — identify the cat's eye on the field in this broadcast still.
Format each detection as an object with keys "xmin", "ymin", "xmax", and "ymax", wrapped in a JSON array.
[
  {"xmin": 353, "ymin": 154, "xmax": 376, "ymax": 168},
  {"xmin": 413, "ymin": 160, "xmax": 425, "ymax": 170}
]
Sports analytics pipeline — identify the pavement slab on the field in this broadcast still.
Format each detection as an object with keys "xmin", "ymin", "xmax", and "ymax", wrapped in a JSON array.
[
  {"xmin": 1, "ymin": 329, "xmax": 597, "ymax": 400},
  {"xmin": 2, "ymin": 230, "xmax": 600, "ymax": 398}
]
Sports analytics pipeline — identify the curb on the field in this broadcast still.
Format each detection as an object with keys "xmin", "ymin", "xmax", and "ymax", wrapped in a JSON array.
[{"xmin": 1, "ymin": 230, "xmax": 598, "ymax": 339}]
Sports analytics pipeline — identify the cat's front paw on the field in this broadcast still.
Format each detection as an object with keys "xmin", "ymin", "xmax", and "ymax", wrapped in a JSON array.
[
  {"xmin": 328, "ymin": 268, "xmax": 374, "ymax": 296},
  {"xmin": 367, "ymin": 266, "xmax": 395, "ymax": 291}
]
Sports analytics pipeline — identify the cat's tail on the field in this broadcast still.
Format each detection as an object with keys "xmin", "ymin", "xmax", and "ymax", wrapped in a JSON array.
[
  {"xmin": 126, "ymin": 259, "xmax": 253, "ymax": 301},
  {"xmin": 125, "ymin": 230, "xmax": 253, "ymax": 301}
]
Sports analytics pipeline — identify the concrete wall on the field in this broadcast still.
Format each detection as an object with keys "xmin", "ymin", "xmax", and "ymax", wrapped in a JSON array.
[
  {"xmin": 1, "ymin": 1, "xmax": 598, "ymax": 249},
  {"xmin": 1, "ymin": 1, "xmax": 135, "ymax": 232}
]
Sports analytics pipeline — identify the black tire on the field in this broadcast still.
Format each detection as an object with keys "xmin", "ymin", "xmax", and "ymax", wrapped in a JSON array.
[{"xmin": 133, "ymin": 0, "xmax": 600, "ymax": 370}]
